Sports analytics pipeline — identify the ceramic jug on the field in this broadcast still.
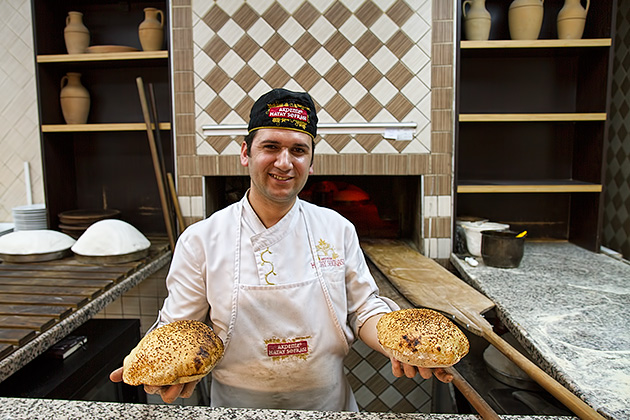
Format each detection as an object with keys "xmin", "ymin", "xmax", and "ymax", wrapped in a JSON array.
[
  {"xmin": 463, "ymin": 0, "xmax": 492, "ymax": 41},
  {"xmin": 557, "ymin": 0, "xmax": 590, "ymax": 39},
  {"xmin": 138, "ymin": 7, "xmax": 164, "ymax": 51},
  {"xmin": 508, "ymin": 0, "xmax": 544, "ymax": 40},
  {"xmin": 60, "ymin": 73, "xmax": 90, "ymax": 124},
  {"xmin": 64, "ymin": 11, "xmax": 89, "ymax": 54}
]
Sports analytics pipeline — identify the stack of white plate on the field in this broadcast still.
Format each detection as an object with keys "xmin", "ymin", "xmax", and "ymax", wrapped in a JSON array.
[{"xmin": 12, "ymin": 204, "xmax": 48, "ymax": 231}]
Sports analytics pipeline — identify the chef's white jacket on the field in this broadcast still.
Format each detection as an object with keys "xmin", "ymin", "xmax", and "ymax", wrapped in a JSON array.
[{"xmin": 155, "ymin": 196, "xmax": 395, "ymax": 410}]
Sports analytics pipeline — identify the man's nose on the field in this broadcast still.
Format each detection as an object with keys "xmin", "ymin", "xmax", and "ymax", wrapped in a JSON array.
[{"xmin": 275, "ymin": 148, "xmax": 292, "ymax": 169}]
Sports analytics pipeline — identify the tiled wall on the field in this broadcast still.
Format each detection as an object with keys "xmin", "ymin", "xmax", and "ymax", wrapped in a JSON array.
[
  {"xmin": 0, "ymin": 0, "xmax": 44, "ymax": 222},
  {"xmin": 172, "ymin": 0, "xmax": 455, "ymax": 258},
  {"xmin": 604, "ymin": 1, "xmax": 630, "ymax": 259},
  {"xmin": 94, "ymin": 264, "xmax": 169, "ymax": 335}
]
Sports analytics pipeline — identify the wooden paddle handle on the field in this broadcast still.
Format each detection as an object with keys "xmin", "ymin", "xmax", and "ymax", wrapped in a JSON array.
[
  {"xmin": 445, "ymin": 366, "xmax": 501, "ymax": 420},
  {"xmin": 484, "ymin": 329, "xmax": 605, "ymax": 420},
  {"xmin": 136, "ymin": 77, "xmax": 176, "ymax": 251},
  {"xmin": 167, "ymin": 172, "xmax": 186, "ymax": 232}
]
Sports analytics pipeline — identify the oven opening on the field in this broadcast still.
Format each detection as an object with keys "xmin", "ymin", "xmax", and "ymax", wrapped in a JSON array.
[{"xmin": 204, "ymin": 175, "xmax": 422, "ymax": 241}]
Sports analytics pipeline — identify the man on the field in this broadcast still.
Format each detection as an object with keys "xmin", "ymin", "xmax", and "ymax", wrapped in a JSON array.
[{"xmin": 111, "ymin": 88, "xmax": 451, "ymax": 410}]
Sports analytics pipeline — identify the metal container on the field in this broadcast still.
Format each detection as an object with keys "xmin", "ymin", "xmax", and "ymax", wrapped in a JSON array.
[{"xmin": 481, "ymin": 230, "xmax": 525, "ymax": 268}]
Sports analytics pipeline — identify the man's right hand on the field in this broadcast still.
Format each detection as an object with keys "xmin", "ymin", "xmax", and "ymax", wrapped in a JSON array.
[{"xmin": 109, "ymin": 367, "xmax": 200, "ymax": 404}]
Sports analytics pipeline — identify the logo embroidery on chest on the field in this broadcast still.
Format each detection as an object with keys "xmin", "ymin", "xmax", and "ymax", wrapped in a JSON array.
[
  {"xmin": 311, "ymin": 239, "xmax": 345, "ymax": 269},
  {"xmin": 265, "ymin": 336, "xmax": 310, "ymax": 360},
  {"xmin": 260, "ymin": 247, "xmax": 276, "ymax": 285}
]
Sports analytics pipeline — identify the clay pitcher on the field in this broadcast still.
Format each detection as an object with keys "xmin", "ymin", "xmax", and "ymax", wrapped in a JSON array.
[
  {"xmin": 138, "ymin": 7, "xmax": 164, "ymax": 51},
  {"xmin": 463, "ymin": 0, "xmax": 492, "ymax": 41},
  {"xmin": 64, "ymin": 11, "xmax": 89, "ymax": 54},
  {"xmin": 60, "ymin": 73, "xmax": 90, "ymax": 124},
  {"xmin": 508, "ymin": 0, "xmax": 544, "ymax": 40},
  {"xmin": 557, "ymin": 0, "xmax": 590, "ymax": 39}
]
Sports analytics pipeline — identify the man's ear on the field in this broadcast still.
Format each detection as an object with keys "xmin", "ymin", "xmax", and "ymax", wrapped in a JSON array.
[{"xmin": 240, "ymin": 141, "xmax": 249, "ymax": 167}]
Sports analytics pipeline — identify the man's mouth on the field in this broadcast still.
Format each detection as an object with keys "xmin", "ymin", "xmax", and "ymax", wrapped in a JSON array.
[{"xmin": 270, "ymin": 173, "xmax": 291, "ymax": 181}]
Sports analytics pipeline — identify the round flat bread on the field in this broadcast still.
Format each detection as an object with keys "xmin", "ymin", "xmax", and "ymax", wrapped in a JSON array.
[
  {"xmin": 377, "ymin": 308, "xmax": 469, "ymax": 368},
  {"xmin": 123, "ymin": 320, "xmax": 224, "ymax": 386}
]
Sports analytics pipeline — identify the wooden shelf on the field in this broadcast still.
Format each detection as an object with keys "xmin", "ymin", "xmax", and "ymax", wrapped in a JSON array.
[
  {"xmin": 460, "ymin": 39, "xmax": 612, "ymax": 49},
  {"xmin": 37, "ymin": 50, "xmax": 168, "ymax": 63},
  {"xmin": 41, "ymin": 123, "xmax": 171, "ymax": 132},
  {"xmin": 457, "ymin": 180, "xmax": 603, "ymax": 193},
  {"xmin": 459, "ymin": 113, "xmax": 607, "ymax": 122}
]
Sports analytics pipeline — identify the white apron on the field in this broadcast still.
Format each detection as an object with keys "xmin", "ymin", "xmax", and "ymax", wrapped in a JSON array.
[{"xmin": 210, "ymin": 200, "xmax": 358, "ymax": 411}]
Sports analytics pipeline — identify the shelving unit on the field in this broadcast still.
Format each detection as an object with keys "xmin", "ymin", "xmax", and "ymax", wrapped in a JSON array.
[
  {"xmin": 455, "ymin": 0, "xmax": 617, "ymax": 251},
  {"xmin": 31, "ymin": 0, "xmax": 173, "ymax": 235}
]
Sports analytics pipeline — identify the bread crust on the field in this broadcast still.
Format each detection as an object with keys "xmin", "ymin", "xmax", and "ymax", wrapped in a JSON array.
[
  {"xmin": 122, "ymin": 320, "xmax": 224, "ymax": 386},
  {"xmin": 377, "ymin": 308, "xmax": 469, "ymax": 368}
]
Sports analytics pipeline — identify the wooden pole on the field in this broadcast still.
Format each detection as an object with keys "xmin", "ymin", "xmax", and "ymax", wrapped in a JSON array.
[
  {"xmin": 136, "ymin": 77, "xmax": 176, "ymax": 251},
  {"xmin": 167, "ymin": 172, "xmax": 186, "ymax": 232},
  {"xmin": 445, "ymin": 366, "xmax": 501, "ymax": 420}
]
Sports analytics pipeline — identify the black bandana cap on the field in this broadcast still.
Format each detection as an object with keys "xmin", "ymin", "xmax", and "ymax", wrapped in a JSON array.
[{"xmin": 248, "ymin": 88, "xmax": 318, "ymax": 139}]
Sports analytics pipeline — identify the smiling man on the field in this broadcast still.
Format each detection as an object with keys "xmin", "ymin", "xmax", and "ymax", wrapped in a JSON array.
[{"xmin": 111, "ymin": 88, "xmax": 452, "ymax": 410}]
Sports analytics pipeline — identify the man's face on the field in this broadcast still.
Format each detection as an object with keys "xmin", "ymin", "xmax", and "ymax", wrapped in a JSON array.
[{"xmin": 240, "ymin": 128, "xmax": 314, "ymax": 209}]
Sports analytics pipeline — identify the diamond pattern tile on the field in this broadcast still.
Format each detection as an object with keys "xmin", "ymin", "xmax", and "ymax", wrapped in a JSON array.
[
  {"xmin": 193, "ymin": 0, "xmax": 433, "ymax": 158},
  {"xmin": 344, "ymin": 340, "xmax": 432, "ymax": 412},
  {"xmin": 604, "ymin": 0, "xmax": 630, "ymax": 259}
]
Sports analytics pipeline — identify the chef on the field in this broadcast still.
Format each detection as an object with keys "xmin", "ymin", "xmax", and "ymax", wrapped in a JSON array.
[{"xmin": 111, "ymin": 88, "xmax": 452, "ymax": 410}]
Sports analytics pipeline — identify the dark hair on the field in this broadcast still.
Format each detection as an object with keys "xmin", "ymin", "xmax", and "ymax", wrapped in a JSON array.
[{"xmin": 243, "ymin": 131, "xmax": 316, "ymax": 164}]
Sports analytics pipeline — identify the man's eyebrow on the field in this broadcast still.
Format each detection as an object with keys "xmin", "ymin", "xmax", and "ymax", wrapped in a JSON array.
[{"xmin": 258, "ymin": 138, "xmax": 311, "ymax": 150}]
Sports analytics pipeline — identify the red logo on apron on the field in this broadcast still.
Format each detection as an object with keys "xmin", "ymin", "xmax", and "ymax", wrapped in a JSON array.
[{"xmin": 267, "ymin": 340, "xmax": 309, "ymax": 357}]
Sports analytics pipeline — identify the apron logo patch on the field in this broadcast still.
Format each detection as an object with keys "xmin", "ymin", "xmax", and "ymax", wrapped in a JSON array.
[
  {"xmin": 266, "ymin": 339, "xmax": 309, "ymax": 358},
  {"xmin": 312, "ymin": 239, "xmax": 345, "ymax": 269}
]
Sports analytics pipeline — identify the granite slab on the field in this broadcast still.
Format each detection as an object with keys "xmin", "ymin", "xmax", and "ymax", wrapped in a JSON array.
[
  {"xmin": 0, "ymin": 397, "xmax": 571, "ymax": 419},
  {"xmin": 450, "ymin": 243, "xmax": 630, "ymax": 420}
]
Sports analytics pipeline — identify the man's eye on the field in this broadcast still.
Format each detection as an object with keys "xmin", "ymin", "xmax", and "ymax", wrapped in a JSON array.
[{"xmin": 293, "ymin": 148, "xmax": 306, "ymax": 154}]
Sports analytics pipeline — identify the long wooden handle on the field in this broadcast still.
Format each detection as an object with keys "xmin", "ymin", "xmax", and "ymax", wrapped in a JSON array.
[
  {"xmin": 445, "ymin": 366, "xmax": 501, "ymax": 420},
  {"xmin": 136, "ymin": 77, "xmax": 176, "ymax": 251},
  {"xmin": 167, "ymin": 172, "xmax": 186, "ymax": 232},
  {"xmin": 484, "ymin": 329, "xmax": 605, "ymax": 420}
]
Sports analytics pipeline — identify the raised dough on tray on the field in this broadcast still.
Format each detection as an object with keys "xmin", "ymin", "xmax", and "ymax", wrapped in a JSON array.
[
  {"xmin": 71, "ymin": 219, "xmax": 150, "ymax": 256},
  {"xmin": 0, "ymin": 230, "xmax": 76, "ymax": 255}
]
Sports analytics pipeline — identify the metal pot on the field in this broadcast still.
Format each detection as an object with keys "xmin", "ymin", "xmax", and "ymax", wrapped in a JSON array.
[{"xmin": 481, "ymin": 230, "xmax": 524, "ymax": 268}]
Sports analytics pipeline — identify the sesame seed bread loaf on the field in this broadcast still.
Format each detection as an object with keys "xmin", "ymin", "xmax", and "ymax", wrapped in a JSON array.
[
  {"xmin": 122, "ymin": 320, "xmax": 224, "ymax": 386},
  {"xmin": 377, "ymin": 308, "xmax": 469, "ymax": 368}
]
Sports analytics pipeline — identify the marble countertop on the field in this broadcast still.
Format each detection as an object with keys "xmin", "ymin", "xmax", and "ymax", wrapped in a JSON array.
[
  {"xmin": 0, "ymin": 397, "xmax": 569, "ymax": 419},
  {"xmin": 450, "ymin": 242, "xmax": 630, "ymax": 420}
]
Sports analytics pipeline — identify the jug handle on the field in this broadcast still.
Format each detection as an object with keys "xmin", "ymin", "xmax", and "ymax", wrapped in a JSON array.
[
  {"xmin": 462, "ymin": 0, "xmax": 472, "ymax": 18},
  {"xmin": 585, "ymin": 0, "xmax": 590, "ymax": 13},
  {"xmin": 157, "ymin": 10, "xmax": 164, "ymax": 28},
  {"xmin": 66, "ymin": 15, "xmax": 70, "ymax": 26},
  {"xmin": 60, "ymin": 75, "xmax": 68, "ymax": 90}
]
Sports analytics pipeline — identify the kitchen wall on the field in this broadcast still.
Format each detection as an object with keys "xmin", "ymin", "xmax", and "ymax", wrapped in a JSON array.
[
  {"xmin": 603, "ymin": 0, "xmax": 630, "ymax": 260},
  {"xmin": 0, "ymin": 0, "xmax": 43, "ymax": 222},
  {"xmin": 171, "ymin": 0, "xmax": 455, "ymax": 258},
  {"xmin": 0, "ymin": 0, "xmax": 628, "ymax": 260}
]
